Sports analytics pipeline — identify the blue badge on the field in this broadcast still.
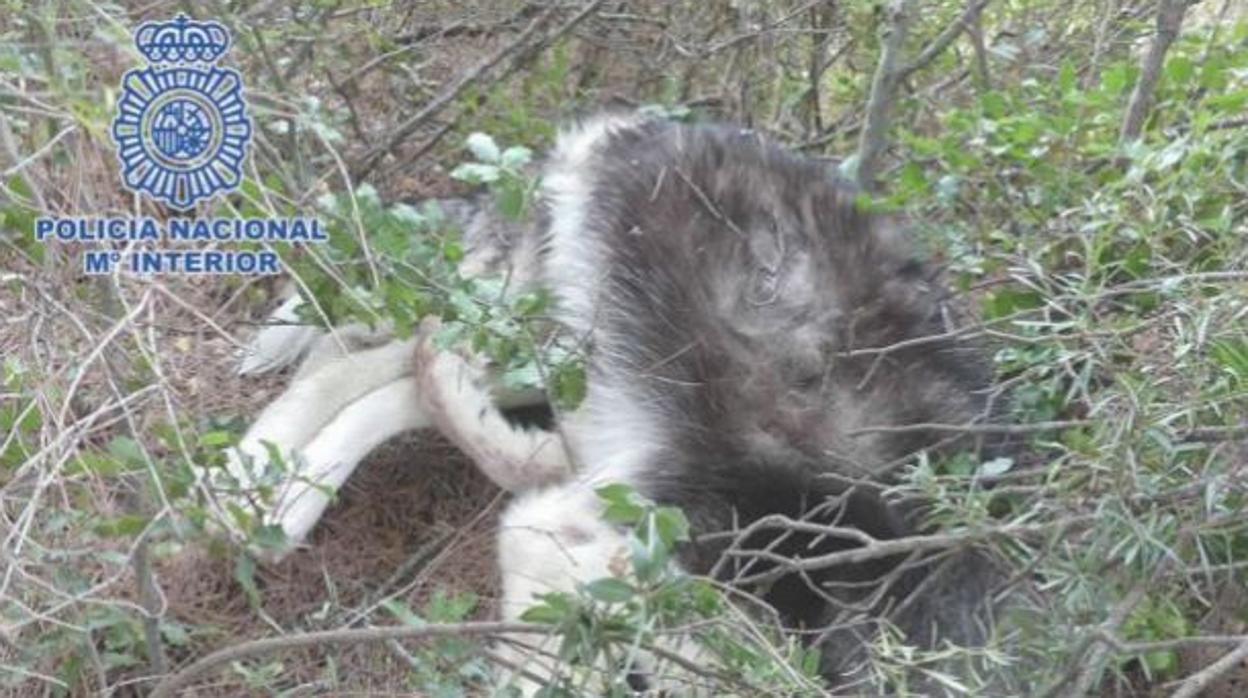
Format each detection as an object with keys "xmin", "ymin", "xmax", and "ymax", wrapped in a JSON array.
[{"xmin": 111, "ymin": 15, "xmax": 252, "ymax": 210}]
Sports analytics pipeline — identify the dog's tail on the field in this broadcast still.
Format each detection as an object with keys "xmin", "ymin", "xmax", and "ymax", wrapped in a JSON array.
[{"xmin": 237, "ymin": 292, "xmax": 322, "ymax": 375}]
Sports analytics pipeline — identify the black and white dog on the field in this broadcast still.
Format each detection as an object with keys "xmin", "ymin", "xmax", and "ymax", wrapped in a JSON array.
[{"xmin": 223, "ymin": 112, "xmax": 1013, "ymax": 691}]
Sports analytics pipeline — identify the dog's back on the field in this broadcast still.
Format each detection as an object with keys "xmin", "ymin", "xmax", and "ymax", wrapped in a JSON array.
[{"xmin": 535, "ymin": 114, "xmax": 1007, "ymax": 681}]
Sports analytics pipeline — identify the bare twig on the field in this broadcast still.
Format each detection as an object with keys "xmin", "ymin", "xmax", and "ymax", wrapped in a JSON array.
[
  {"xmin": 1062, "ymin": 580, "xmax": 1153, "ymax": 698},
  {"xmin": 729, "ymin": 517, "xmax": 1094, "ymax": 587},
  {"xmin": 132, "ymin": 539, "xmax": 167, "ymax": 677},
  {"xmin": 393, "ymin": 5, "xmax": 544, "ymax": 45},
  {"xmin": 1209, "ymin": 116, "xmax": 1248, "ymax": 131},
  {"xmin": 967, "ymin": 5, "xmax": 991, "ymax": 89},
  {"xmin": 897, "ymin": 0, "xmax": 991, "ymax": 81},
  {"xmin": 1120, "ymin": 0, "xmax": 1191, "ymax": 144},
  {"xmin": 855, "ymin": 0, "xmax": 911, "ymax": 190},
  {"xmin": 351, "ymin": 0, "xmax": 606, "ymax": 180},
  {"xmin": 1169, "ymin": 637, "xmax": 1248, "ymax": 698},
  {"xmin": 846, "ymin": 419, "xmax": 1091, "ymax": 437},
  {"xmin": 1182, "ymin": 423, "xmax": 1248, "ymax": 442},
  {"xmin": 148, "ymin": 621, "xmax": 547, "ymax": 698}
]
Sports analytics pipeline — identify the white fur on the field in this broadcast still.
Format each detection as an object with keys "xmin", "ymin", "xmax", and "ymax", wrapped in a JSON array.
[
  {"xmin": 417, "ymin": 343, "xmax": 570, "ymax": 491},
  {"xmin": 495, "ymin": 477, "xmax": 709, "ymax": 694},
  {"xmin": 293, "ymin": 322, "xmax": 396, "ymax": 380},
  {"xmin": 221, "ymin": 116, "xmax": 648, "ymax": 557},
  {"xmin": 263, "ymin": 376, "xmax": 429, "ymax": 553},
  {"xmin": 217, "ymin": 331, "xmax": 553, "ymax": 558},
  {"xmin": 488, "ymin": 118, "xmax": 694, "ymax": 691},
  {"xmin": 222, "ymin": 337, "xmax": 419, "ymax": 493},
  {"xmin": 532, "ymin": 116, "xmax": 666, "ymax": 483},
  {"xmin": 498, "ymin": 485, "xmax": 624, "ymax": 618},
  {"xmin": 561, "ymin": 379, "xmax": 664, "ymax": 487},
  {"xmin": 541, "ymin": 114, "xmax": 643, "ymax": 336},
  {"xmin": 237, "ymin": 294, "xmax": 322, "ymax": 375},
  {"xmin": 495, "ymin": 484, "xmax": 630, "ymax": 690}
]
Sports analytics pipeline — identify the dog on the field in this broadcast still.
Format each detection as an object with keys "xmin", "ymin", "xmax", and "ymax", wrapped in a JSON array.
[{"xmin": 220, "ymin": 112, "xmax": 1016, "ymax": 693}]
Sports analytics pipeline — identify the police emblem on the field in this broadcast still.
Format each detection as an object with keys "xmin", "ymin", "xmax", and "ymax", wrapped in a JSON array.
[{"xmin": 111, "ymin": 15, "xmax": 252, "ymax": 209}]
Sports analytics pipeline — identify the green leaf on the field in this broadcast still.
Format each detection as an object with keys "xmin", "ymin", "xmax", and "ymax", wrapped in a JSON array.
[
  {"xmin": 979, "ymin": 91, "xmax": 1007, "ymax": 118},
  {"xmin": 597, "ymin": 483, "xmax": 646, "ymax": 525},
  {"xmin": 199, "ymin": 430, "xmax": 235, "ymax": 447},
  {"xmin": 425, "ymin": 590, "xmax": 478, "ymax": 622},
  {"xmin": 1205, "ymin": 89, "xmax": 1248, "ymax": 113},
  {"xmin": 234, "ymin": 554, "xmax": 262, "ymax": 607},
  {"xmin": 1211, "ymin": 339, "xmax": 1248, "ymax": 384},
  {"xmin": 450, "ymin": 162, "xmax": 501, "ymax": 184},
  {"xmin": 982, "ymin": 287, "xmax": 1043, "ymax": 320},
  {"xmin": 511, "ymin": 290, "xmax": 549, "ymax": 317},
  {"xmin": 629, "ymin": 528, "xmax": 670, "ymax": 582},
  {"xmin": 501, "ymin": 145, "xmax": 533, "ymax": 169},
  {"xmin": 1164, "ymin": 56, "xmax": 1193, "ymax": 85},
  {"xmin": 582, "ymin": 578, "xmax": 634, "ymax": 603},
  {"xmin": 978, "ymin": 457, "xmax": 1014, "ymax": 478},
  {"xmin": 442, "ymin": 240, "xmax": 465, "ymax": 263},
  {"xmin": 93, "ymin": 514, "xmax": 149, "ymax": 538},
  {"xmin": 496, "ymin": 179, "xmax": 528, "ymax": 220},
  {"xmin": 161, "ymin": 620, "xmax": 191, "ymax": 647},
  {"xmin": 1058, "ymin": 59, "xmax": 1077, "ymax": 95},
  {"xmin": 653, "ymin": 506, "xmax": 690, "ymax": 547},
  {"xmin": 1143, "ymin": 649, "xmax": 1178, "ymax": 676},
  {"xmin": 1101, "ymin": 63, "xmax": 1132, "ymax": 94},
  {"xmin": 382, "ymin": 598, "xmax": 426, "ymax": 627},
  {"xmin": 251, "ymin": 524, "xmax": 288, "ymax": 551},
  {"xmin": 551, "ymin": 362, "xmax": 587, "ymax": 411},
  {"xmin": 519, "ymin": 592, "xmax": 575, "ymax": 625},
  {"xmin": 107, "ymin": 436, "xmax": 146, "ymax": 466},
  {"xmin": 465, "ymin": 132, "xmax": 501, "ymax": 162}
]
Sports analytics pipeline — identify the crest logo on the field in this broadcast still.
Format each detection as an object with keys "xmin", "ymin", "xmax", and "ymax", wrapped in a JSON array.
[{"xmin": 111, "ymin": 15, "xmax": 252, "ymax": 209}]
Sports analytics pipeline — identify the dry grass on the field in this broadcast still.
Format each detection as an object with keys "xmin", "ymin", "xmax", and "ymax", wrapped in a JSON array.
[
  {"xmin": 0, "ymin": 245, "xmax": 505, "ymax": 694},
  {"xmin": 157, "ymin": 434, "xmax": 505, "ymax": 696}
]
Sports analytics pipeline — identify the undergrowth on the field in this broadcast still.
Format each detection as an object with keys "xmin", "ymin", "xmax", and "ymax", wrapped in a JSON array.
[{"xmin": 0, "ymin": 1, "xmax": 1246, "ymax": 696}]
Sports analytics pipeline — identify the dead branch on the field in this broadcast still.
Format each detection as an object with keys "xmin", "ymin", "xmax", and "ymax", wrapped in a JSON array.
[
  {"xmin": 1209, "ymin": 115, "xmax": 1248, "ymax": 131},
  {"xmin": 132, "ymin": 539, "xmax": 166, "ymax": 678},
  {"xmin": 393, "ymin": 5, "xmax": 545, "ymax": 45},
  {"xmin": 1182, "ymin": 423, "xmax": 1248, "ymax": 442},
  {"xmin": 1062, "ymin": 580, "xmax": 1153, "ymax": 698},
  {"xmin": 351, "ymin": 0, "xmax": 606, "ymax": 180},
  {"xmin": 967, "ymin": 4, "xmax": 992, "ymax": 89},
  {"xmin": 855, "ymin": 0, "xmax": 911, "ymax": 190},
  {"xmin": 802, "ymin": 2, "xmax": 837, "ymax": 135},
  {"xmin": 854, "ymin": 0, "xmax": 992, "ymax": 187},
  {"xmin": 1096, "ymin": 631, "xmax": 1248, "ymax": 655},
  {"xmin": 1170, "ymin": 637, "xmax": 1248, "ymax": 698},
  {"xmin": 728, "ymin": 517, "xmax": 1094, "ymax": 587},
  {"xmin": 897, "ymin": 0, "xmax": 992, "ymax": 81},
  {"xmin": 846, "ymin": 419, "xmax": 1091, "ymax": 437},
  {"xmin": 1120, "ymin": 0, "xmax": 1192, "ymax": 145},
  {"xmin": 148, "ymin": 621, "xmax": 548, "ymax": 698}
]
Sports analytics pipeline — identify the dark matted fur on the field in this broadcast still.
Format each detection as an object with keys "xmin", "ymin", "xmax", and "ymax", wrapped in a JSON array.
[{"xmin": 541, "ymin": 117, "xmax": 1007, "ymax": 682}]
